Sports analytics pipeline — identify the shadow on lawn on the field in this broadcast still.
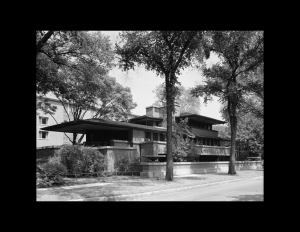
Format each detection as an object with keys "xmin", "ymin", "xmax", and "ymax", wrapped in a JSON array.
[
  {"xmin": 49, "ymin": 181, "xmax": 147, "ymax": 200},
  {"xmin": 230, "ymin": 194, "xmax": 263, "ymax": 201}
]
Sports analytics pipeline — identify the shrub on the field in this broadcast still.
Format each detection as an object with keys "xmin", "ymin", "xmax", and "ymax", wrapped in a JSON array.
[
  {"xmin": 40, "ymin": 156, "xmax": 68, "ymax": 176},
  {"xmin": 114, "ymin": 157, "xmax": 140, "ymax": 173},
  {"xmin": 81, "ymin": 147, "xmax": 106, "ymax": 173},
  {"xmin": 128, "ymin": 157, "xmax": 141, "ymax": 172},
  {"xmin": 36, "ymin": 156, "xmax": 68, "ymax": 188},
  {"xmin": 57, "ymin": 145, "xmax": 83, "ymax": 174},
  {"xmin": 57, "ymin": 145, "xmax": 106, "ymax": 175},
  {"xmin": 186, "ymin": 140, "xmax": 199, "ymax": 162},
  {"xmin": 115, "ymin": 157, "xmax": 130, "ymax": 172}
]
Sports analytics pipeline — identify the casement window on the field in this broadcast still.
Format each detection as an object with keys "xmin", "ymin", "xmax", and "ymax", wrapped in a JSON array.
[
  {"xmin": 39, "ymin": 131, "xmax": 49, "ymax": 139},
  {"xmin": 153, "ymin": 133, "xmax": 158, "ymax": 141},
  {"xmin": 145, "ymin": 132, "xmax": 152, "ymax": 141},
  {"xmin": 160, "ymin": 133, "xmax": 165, "ymax": 142},
  {"xmin": 39, "ymin": 116, "xmax": 49, "ymax": 125},
  {"xmin": 154, "ymin": 108, "xmax": 159, "ymax": 113}
]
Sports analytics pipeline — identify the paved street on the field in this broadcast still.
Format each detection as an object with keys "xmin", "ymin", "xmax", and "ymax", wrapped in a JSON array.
[{"xmin": 135, "ymin": 177, "xmax": 263, "ymax": 201}]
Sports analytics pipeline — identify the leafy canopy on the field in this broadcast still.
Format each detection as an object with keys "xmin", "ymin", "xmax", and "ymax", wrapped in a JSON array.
[
  {"xmin": 36, "ymin": 31, "xmax": 115, "ymax": 95},
  {"xmin": 152, "ymin": 83, "xmax": 201, "ymax": 114}
]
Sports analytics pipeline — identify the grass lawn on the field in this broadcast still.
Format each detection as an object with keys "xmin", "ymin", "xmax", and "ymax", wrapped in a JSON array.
[{"xmin": 36, "ymin": 170, "xmax": 263, "ymax": 201}]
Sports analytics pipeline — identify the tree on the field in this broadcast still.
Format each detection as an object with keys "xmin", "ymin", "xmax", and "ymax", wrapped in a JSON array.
[
  {"xmin": 152, "ymin": 83, "xmax": 201, "ymax": 114},
  {"xmin": 37, "ymin": 31, "xmax": 136, "ymax": 144},
  {"xmin": 171, "ymin": 118, "xmax": 198, "ymax": 162},
  {"xmin": 212, "ymin": 124, "xmax": 230, "ymax": 139},
  {"xmin": 116, "ymin": 31, "xmax": 207, "ymax": 181},
  {"xmin": 236, "ymin": 112, "xmax": 263, "ymax": 157},
  {"xmin": 191, "ymin": 31, "xmax": 264, "ymax": 175},
  {"xmin": 36, "ymin": 31, "xmax": 115, "ymax": 95},
  {"xmin": 38, "ymin": 73, "xmax": 137, "ymax": 145}
]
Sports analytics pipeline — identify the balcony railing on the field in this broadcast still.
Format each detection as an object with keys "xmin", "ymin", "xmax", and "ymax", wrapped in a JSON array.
[{"xmin": 194, "ymin": 145, "xmax": 230, "ymax": 156}]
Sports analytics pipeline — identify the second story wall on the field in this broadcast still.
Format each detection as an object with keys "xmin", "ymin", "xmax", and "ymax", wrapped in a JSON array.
[{"xmin": 189, "ymin": 127, "xmax": 219, "ymax": 138}]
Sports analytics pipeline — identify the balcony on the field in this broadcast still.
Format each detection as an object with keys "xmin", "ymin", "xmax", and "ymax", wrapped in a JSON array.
[{"xmin": 194, "ymin": 145, "xmax": 230, "ymax": 156}]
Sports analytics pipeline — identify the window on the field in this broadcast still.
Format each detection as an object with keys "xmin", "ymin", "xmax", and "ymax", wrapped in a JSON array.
[
  {"xmin": 153, "ymin": 133, "xmax": 158, "ymax": 141},
  {"xmin": 160, "ymin": 133, "xmax": 165, "ymax": 141},
  {"xmin": 39, "ymin": 131, "xmax": 49, "ymax": 139},
  {"xmin": 154, "ymin": 107, "xmax": 159, "ymax": 113},
  {"xmin": 145, "ymin": 132, "xmax": 151, "ymax": 141},
  {"xmin": 39, "ymin": 116, "xmax": 48, "ymax": 125}
]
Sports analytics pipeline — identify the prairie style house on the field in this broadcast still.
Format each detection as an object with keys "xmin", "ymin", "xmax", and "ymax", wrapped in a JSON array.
[{"xmin": 41, "ymin": 105, "xmax": 231, "ymax": 164}]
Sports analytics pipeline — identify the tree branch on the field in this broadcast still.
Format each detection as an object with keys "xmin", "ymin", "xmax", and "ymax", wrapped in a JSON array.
[
  {"xmin": 174, "ymin": 32, "xmax": 197, "ymax": 71},
  {"xmin": 36, "ymin": 31, "xmax": 54, "ymax": 56}
]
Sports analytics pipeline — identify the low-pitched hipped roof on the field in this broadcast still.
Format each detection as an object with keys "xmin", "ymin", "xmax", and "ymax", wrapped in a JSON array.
[
  {"xmin": 176, "ymin": 113, "xmax": 226, "ymax": 125},
  {"xmin": 129, "ymin": 115, "xmax": 164, "ymax": 122},
  {"xmin": 41, "ymin": 118, "xmax": 167, "ymax": 134}
]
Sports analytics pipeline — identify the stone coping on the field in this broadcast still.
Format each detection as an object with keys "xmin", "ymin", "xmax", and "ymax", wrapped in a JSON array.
[
  {"xmin": 141, "ymin": 141, "xmax": 167, "ymax": 144},
  {"xmin": 96, "ymin": 146, "xmax": 137, "ymax": 150},
  {"xmin": 110, "ymin": 140, "xmax": 129, "ymax": 142},
  {"xmin": 194, "ymin": 145, "xmax": 231, "ymax": 148},
  {"xmin": 139, "ymin": 161, "xmax": 261, "ymax": 165},
  {"xmin": 36, "ymin": 145, "xmax": 62, "ymax": 150}
]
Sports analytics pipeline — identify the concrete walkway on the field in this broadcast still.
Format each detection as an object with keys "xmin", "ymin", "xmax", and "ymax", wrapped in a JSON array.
[{"xmin": 37, "ymin": 182, "xmax": 112, "ymax": 191}]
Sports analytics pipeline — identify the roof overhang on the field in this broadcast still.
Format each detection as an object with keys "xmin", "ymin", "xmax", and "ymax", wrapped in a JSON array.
[
  {"xmin": 176, "ymin": 114, "xmax": 226, "ymax": 125},
  {"xmin": 41, "ymin": 119, "xmax": 167, "ymax": 134},
  {"xmin": 129, "ymin": 115, "xmax": 163, "ymax": 122}
]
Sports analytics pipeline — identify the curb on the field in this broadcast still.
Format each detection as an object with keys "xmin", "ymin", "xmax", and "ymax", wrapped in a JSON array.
[{"xmin": 68, "ymin": 175, "xmax": 263, "ymax": 201}]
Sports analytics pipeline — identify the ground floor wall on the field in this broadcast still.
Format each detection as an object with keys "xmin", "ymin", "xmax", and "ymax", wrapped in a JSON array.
[
  {"xmin": 139, "ymin": 161, "xmax": 262, "ymax": 178},
  {"xmin": 97, "ymin": 147, "xmax": 139, "ymax": 172},
  {"xmin": 36, "ymin": 146, "xmax": 61, "ymax": 160}
]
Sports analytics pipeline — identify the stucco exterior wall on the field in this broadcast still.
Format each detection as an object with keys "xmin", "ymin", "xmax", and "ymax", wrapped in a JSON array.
[
  {"xmin": 97, "ymin": 147, "xmax": 139, "ymax": 172},
  {"xmin": 140, "ymin": 141, "xmax": 166, "ymax": 161}
]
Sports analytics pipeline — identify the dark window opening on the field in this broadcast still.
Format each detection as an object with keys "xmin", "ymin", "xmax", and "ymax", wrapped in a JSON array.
[
  {"xmin": 159, "ymin": 133, "xmax": 165, "ymax": 141},
  {"xmin": 153, "ymin": 133, "xmax": 158, "ymax": 141},
  {"xmin": 145, "ymin": 132, "xmax": 151, "ymax": 141}
]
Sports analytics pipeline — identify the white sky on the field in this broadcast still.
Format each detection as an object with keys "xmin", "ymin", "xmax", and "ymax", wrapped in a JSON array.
[{"xmin": 101, "ymin": 31, "xmax": 224, "ymax": 121}]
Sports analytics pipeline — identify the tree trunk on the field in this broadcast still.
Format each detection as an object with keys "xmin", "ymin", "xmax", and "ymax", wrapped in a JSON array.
[
  {"xmin": 228, "ymin": 115, "xmax": 237, "ymax": 175},
  {"xmin": 165, "ymin": 76, "xmax": 173, "ymax": 181},
  {"xmin": 72, "ymin": 133, "xmax": 78, "ymax": 145},
  {"xmin": 77, "ymin": 134, "xmax": 85, "ymax": 144}
]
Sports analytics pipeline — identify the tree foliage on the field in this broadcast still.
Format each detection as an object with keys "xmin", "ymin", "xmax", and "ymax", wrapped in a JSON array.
[
  {"xmin": 36, "ymin": 31, "xmax": 137, "ymax": 144},
  {"xmin": 36, "ymin": 31, "xmax": 115, "ymax": 95},
  {"xmin": 152, "ymin": 83, "xmax": 201, "ymax": 114},
  {"xmin": 191, "ymin": 31, "xmax": 264, "ymax": 175},
  {"xmin": 115, "ymin": 31, "xmax": 207, "ymax": 181},
  {"xmin": 172, "ymin": 118, "xmax": 198, "ymax": 162}
]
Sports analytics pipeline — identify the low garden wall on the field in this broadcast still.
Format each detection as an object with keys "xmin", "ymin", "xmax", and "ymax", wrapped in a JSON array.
[
  {"xmin": 36, "ymin": 146, "xmax": 61, "ymax": 159},
  {"xmin": 139, "ymin": 161, "xmax": 262, "ymax": 178},
  {"xmin": 97, "ymin": 146, "xmax": 139, "ymax": 172}
]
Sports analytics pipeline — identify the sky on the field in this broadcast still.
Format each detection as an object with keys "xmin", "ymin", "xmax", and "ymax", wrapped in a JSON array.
[{"xmin": 101, "ymin": 31, "xmax": 223, "ymax": 120}]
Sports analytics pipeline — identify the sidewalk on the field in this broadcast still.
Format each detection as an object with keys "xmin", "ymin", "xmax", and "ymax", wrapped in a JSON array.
[{"xmin": 36, "ymin": 170, "xmax": 263, "ymax": 201}]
